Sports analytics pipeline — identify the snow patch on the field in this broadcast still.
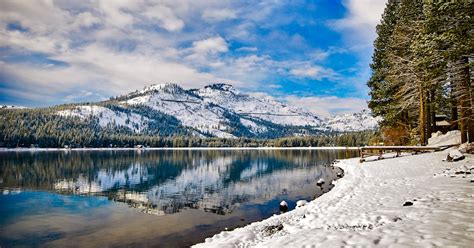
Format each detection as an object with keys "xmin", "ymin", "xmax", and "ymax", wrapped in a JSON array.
[{"xmin": 428, "ymin": 130, "xmax": 461, "ymax": 147}]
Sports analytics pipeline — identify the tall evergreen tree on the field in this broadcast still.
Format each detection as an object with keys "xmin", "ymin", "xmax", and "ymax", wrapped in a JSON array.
[
  {"xmin": 368, "ymin": 0, "xmax": 473, "ymax": 144},
  {"xmin": 368, "ymin": 0, "xmax": 400, "ymax": 125}
]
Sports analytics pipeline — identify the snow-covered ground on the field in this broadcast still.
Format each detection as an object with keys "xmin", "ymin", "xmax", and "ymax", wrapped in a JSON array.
[{"xmin": 195, "ymin": 137, "xmax": 473, "ymax": 247}]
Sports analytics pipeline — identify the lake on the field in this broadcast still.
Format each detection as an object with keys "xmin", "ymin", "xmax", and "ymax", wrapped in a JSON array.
[{"xmin": 0, "ymin": 149, "xmax": 357, "ymax": 247}]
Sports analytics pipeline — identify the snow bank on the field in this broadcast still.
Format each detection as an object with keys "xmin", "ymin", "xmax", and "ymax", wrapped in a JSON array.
[
  {"xmin": 194, "ymin": 149, "xmax": 473, "ymax": 247},
  {"xmin": 428, "ymin": 130, "xmax": 461, "ymax": 147}
]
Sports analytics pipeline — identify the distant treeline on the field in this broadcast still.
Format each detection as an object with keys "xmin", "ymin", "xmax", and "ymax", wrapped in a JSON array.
[{"xmin": 0, "ymin": 108, "xmax": 378, "ymax": 148}]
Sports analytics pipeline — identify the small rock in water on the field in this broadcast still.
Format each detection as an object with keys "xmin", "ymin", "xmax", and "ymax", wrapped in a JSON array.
[
  {"xmin": 296, "ymin": 200, "xmax": 308, "ymax": 208},
  {"xmin": 316, "ymin": 178, "xmax": 325, "ymax": 186},
  {"xmin": 403, "ymin": 201, "xmax": 413, "ymax": 206},
  {"xmin": 279, "ymin": 201, "xmax": 288, "ymax": 212}
]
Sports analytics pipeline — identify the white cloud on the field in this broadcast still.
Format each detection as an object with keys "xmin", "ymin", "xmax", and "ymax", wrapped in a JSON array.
[
  {"xmin": 97, "ymin": 0, "xmax": 136, "ymax": 28},
  {"xmin": 202, "ymin": 8, "xmax": 237, "ymax": 22},
  {"xmin": 0, "ymin": 0, "xmax": 70, "ymax": 34},
  {"xmin": 310, "ymin": 50, "xmax": 329, "ymax": 61},
  {"xmin": 0, "ymin": 0, "xmax": 359, "ymax": 106},
  {"xmin": 144, "ymin": 4, "xmax": 184, "ymax": 32},
  {"xmin": 284, "ymin": 95, "xmax": 368, "ymax": 118},
  {"xmin": 236, "ymin": 46, "xmax": 258, "ymax": 52},
  {"xmin": 72, "ymin": 12, "xmax": 101, "ymax": 28},
  {"xmin": 0, "ymin": 44, "xmax": 225, "ymax": 98},
  {"xmin": 0, "ymin": 29, "xmax": 61, "ymax": 54},
  {"xmin": 330, "ymin": 0, "xmax": 387, "ymax": 46},
  {"xmin": 290, "ymin": 66, "xmax": 337, "ymax": 80},
  {"xmin": 191, "ymin": 36, "xmax": 229, "ymax": 54}
]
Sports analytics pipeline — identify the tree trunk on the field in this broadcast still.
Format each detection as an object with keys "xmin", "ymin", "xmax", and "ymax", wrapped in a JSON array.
[
  {"xmin": 460, "ymin": 100, "xmax": 467, "ymax": 143},
  {"xmin": 459, "ymin": 56, "xmax": 471, "ymax": 143},
  {"xmin": 431, "ymin": 90, "xmax": 436, "ymax": 133},
  {"xmin": 464, "ymin": 59, "xmax": 474, "ymax": 143},
  {"xmin": 426, "ymin": 91, "xmax": 432, "ymax": 138},
  {"xmin": 451, "ymin": 101, "xmax": 458, "ymax": 130},
  {"xmin": 419, "ymin": 88, "xmax": 426, "ymax": 145}
]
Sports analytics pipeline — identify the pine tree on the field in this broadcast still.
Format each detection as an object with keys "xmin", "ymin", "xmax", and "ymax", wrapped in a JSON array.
[
  {"xmin": 368, "ymin": 0, "xmax": 400, "ymax": 124},
  {"xmin": 437, "ymin": 1, "xmax": 474, "ymax": 142}
]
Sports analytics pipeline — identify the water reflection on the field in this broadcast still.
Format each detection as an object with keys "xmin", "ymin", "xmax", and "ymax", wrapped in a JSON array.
[
  {"xmin": 1, "ymin": 150, "xmax": 354, "ymax": 217},
  {"xmin": 1, "ymin": 149, "xmax": 357, "ymax": 247}
]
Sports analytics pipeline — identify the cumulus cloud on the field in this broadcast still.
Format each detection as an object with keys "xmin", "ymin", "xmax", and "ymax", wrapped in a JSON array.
[
  {"xmin": 191, "ymin": 36, "xmax": 229, "ymax": 54},
  {"xmin": 144, "ymin": 4, "xmax": 185, "ymax": 32},
  {"xmin": 330, "ymin": 0, "xmax": 387, "ymax": 46}
]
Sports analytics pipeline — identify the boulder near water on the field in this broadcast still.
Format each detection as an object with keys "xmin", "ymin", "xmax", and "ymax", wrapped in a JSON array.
[
  {"xmin": 316, "ymin": 178, "xmax": 325, "ymax": 186},
  {"xmin": 279, "ymin": 201, "xmax": 288, "ymax": 212}
]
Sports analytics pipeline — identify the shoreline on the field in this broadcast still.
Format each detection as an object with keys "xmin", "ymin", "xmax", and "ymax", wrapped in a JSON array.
[
  {"xmin": 194, "ymin": 148, "xmax": 473, "ymax": 247},
  {"xmin": 0, "ymin": 146, "xmax": 360, "ymax": 152}
]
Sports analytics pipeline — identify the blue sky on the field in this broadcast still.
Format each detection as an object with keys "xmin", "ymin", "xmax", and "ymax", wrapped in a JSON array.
[{"xmin": 0, "ymin": 0, "xmax": 387, "ymax": 117}]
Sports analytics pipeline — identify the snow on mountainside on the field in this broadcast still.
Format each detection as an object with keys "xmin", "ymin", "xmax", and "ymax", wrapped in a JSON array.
[
  {"xmin": 56, "ymin": 84, "xmax": 379, "ymax": 138},
  {"xmin": 58, "ymin": 105, "xmax": 149, "ymax": 133},
  {"xmin": 121, "ymin": 83, "xmax": 324, "ymax": 137},
  {"xmin": 194, "ymin": 84, "xmax": 323, "ymax": 127},
  {"xmin": 122, "ymin": 83, "xmax": 239, "ymax": 138},
  {"xmin": 324, "ymin": 109, "xmax": 380, "ymax": 132}
]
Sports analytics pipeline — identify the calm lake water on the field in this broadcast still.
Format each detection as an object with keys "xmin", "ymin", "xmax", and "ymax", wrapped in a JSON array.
[{"xmin": 0, "ymin": 149, "xmax": 357, "ymax": 247}]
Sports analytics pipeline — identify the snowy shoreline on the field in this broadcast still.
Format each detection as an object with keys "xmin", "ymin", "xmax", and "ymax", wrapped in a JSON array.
[
  {"xmin": 194, "ymin": 148, "xmax": 473, "ymax": 247},
  {"xmin": 0, "ymin": 147, "xmax": 360, "ymax": 152}
]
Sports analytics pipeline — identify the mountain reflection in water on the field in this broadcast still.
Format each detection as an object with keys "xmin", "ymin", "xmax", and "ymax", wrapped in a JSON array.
[{"xmin": 0, "ymin": 149, "xmax": 356, "ymax": 247}]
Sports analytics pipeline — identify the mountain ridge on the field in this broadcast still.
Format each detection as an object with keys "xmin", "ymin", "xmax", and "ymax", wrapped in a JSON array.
[
  {"xmin": 57, "ymin": 83, "xmax": 379, "ymax": 138},
  {"xmin": 3, "ymin": 83, "xmax": 380, "ymax": 139}
]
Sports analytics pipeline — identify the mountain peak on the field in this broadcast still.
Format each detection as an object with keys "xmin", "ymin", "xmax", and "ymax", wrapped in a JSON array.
[
  {"xmin": 137, "ymin": 83, "xmax": 185, "ymax": 95},
  {"xmin": 204, "ymin": 83, "xmax": 237, "ymax": 92}
]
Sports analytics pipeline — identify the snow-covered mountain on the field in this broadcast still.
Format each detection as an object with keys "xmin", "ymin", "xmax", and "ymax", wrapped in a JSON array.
[
  {"xmin": 56, "ymin": 83, "xmax": 379, "ymax": 138},
  {"xmin": 324, "ymin": 109, "xmax": 381, "ymax": 132},
  {"xmin": 193, "ymin": 84, "xmax": 322, "ymax": 127},
  {"xmin": 1, "ymin": 105, "xmax": 27, "ymax": 109}
]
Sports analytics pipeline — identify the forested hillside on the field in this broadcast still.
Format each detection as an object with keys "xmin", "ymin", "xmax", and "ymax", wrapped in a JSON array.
[
  {"xmin": 0, "ymin": 83, "xmax": 381, "ymax": 148},
  {"xmin": 0, "ymin": 107, "xmax": 377, "ymax": 148},
  {"xmin": 368, "ymin": 0, "xmax": 473, "ymax": 145}
]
